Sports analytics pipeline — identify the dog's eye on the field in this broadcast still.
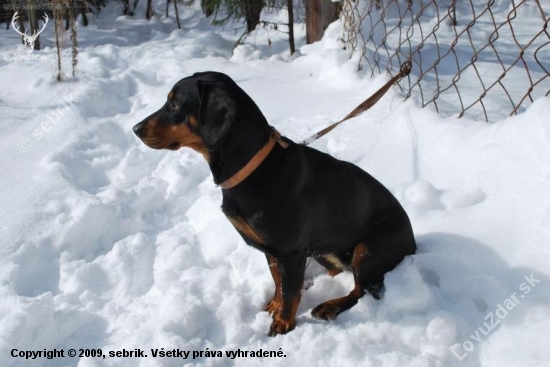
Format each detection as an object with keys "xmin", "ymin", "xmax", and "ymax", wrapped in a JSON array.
[{"xmin": 169, "ymin": 102, "xmax": 178, "ymax": 110}]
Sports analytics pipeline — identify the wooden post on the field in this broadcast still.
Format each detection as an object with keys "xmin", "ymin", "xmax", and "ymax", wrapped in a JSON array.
[
  {"xmin": 306, "ymin": 0, "xmax": 323, "ymax": 44},
  {"xmin": 323, "ymin": 0, "xmax": 339, "ymax": 29},
  {"xmin": 306, "ymin": 0, "xmax": 340, "ymax": 44}
]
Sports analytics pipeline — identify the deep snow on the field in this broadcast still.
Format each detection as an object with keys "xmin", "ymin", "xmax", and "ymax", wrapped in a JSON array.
[{"xmin": 1, "ymin": 1, "xmax": 549, "ymax": 367}]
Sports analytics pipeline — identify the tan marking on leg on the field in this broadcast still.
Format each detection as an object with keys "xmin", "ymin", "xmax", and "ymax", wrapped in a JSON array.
[
  {"xmin": 352, "ymin": 244, "xmax": 369, "ymax": 268},
  {"xmin": 265, "ymin": 256, "xmax": 282, "ymax": 316},
  {"xmin": 324, "ymin": 254, "xmax": 346, "ymax": 270},
  {"xmin": 312, "ymin": 244, "xmax": 369, "ymax": 320},
  {"xmin": 316, "ymin": 256, "xmax": 343, "ymax": 277},
  {"xmin": 269, "ymin": 290, "xmax": 301, "ymax": 336}
]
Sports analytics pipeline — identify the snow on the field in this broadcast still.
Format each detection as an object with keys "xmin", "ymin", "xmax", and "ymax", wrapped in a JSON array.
[{"xmin": 1, "ymin": 1, "xmax": 549, "ymax": 367}]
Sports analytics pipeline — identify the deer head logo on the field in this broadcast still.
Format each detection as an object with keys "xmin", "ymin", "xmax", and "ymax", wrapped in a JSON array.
[{"xmin": 11, "ymin": 11, "xmax": 48, "ymax": 54}]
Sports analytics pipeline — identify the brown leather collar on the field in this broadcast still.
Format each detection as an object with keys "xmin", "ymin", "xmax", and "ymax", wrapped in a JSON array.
[{"xmin": 219, "ymin": 128, "xmax": 288, "ymax": 190}]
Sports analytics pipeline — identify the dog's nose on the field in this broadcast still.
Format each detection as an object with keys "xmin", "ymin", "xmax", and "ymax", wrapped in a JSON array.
[{"xmin": 133, "ymin": 122, "xmax": 144, "ymax": 137}]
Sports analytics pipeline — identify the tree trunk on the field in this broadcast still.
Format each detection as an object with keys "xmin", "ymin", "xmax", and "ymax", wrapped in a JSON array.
[
  {"xmin": 53, "ymin": 0, "xmax": 63, "ymax": 81},
  {"xmin": 244, "ymin": 0, "xmax": 263, "ymax": 33},
  {"xmin": 10, "ymin": 0, "xmax": 26, "ymax": 42},
  {"xmin": 450, "ymin": 0, "xmax": 457, "ymax": 26},
  {"xmin": 287, "ymin": 0, "xmax": 295, "ymax": 55},
  {"xmin": 80, "ymin": 7, "xmax": 89, "ymax": 26},
  {"xmin": 65, "ymin": 7, "xmax": 70, "ymax": 30},
  {"xmin": 27, "ymin": 2, "xmax": 41, "ymax": 50},
  {"xmin": 146, "ymin": 0, "xmax": 154, "ymax": 19},
  {"xmin": 173, "ymin": 0, "xmax": 181, "ymax": 29}
]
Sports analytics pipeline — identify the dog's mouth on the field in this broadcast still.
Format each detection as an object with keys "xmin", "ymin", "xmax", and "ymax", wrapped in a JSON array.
[
  {"xmin": 141, "ymin": 137, "xmax": 164, "ymax": 149},
  {"xmin": 166, "ymin": 142, "xmax": 181, "ymax": 150},
  {"xmin": 140, "ymin": 137, "xmax": 182, "ymax": 151}
]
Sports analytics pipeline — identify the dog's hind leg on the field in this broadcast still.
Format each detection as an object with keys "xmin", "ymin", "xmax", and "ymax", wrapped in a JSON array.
[
  {"xmin": 311, "ymin": 243, "xmax": 370, "ymax": 320},
  {"xmin": 312, "ymin": 227, "xmax": 415, "ymax": 320}
]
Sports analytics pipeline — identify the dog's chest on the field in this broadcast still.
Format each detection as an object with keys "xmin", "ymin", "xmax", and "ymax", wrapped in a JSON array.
[{"xmin": 225, "ymin": 214, "xmax": 265, "ymax": 245}]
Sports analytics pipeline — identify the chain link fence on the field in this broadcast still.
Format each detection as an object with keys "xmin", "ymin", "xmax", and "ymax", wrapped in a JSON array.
[{"xmin": 341, "ymin": 0, "xmax": 550, "ymax": 121}]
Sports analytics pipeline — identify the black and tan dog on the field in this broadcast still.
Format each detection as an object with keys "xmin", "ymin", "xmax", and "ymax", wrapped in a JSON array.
[{"xmin": 133, "ymin": 72, "xmax": 416, "ymax": 336}]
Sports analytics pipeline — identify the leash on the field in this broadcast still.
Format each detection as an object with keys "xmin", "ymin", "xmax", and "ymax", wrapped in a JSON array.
[
  {"xmin": 219, "ymin": 62, "xmax": 412, "ymax": 190},
  {"xmin": 299, "ymin": 61, "xmax": 412, "ymax": 146}
]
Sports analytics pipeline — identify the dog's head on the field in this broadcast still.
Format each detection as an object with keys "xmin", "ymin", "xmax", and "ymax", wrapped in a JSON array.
[{"xmin": 133, "ymin": 72, "xmax": 249, "ymax": 160}]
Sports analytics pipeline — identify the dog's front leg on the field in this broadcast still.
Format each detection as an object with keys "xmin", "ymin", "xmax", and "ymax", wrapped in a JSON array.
[
  {"xmin": 265, "ymin": 255, "xmax": 282, "ymax": 316},
  {"xmin": 268, "ymin": 251, "xmax": 306, "ymax": 336}
]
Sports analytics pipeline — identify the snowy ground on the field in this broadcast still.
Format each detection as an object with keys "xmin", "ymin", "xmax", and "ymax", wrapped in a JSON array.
[{"xmin": 1, "ymin": 1, "xmax": 549, "ymax": 367}]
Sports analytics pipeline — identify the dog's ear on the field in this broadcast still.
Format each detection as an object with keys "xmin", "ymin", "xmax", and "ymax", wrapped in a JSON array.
[{"xmin": 197, "ymin": 79, "xmax": 237, "ymax": 149}]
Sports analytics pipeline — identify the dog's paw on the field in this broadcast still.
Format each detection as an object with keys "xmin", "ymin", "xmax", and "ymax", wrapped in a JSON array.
[
  {"xmin": 268, "ymin": 317, "xmax": 295, "ymax": 337},
  {"xmin": 265, "ymin": 298, "xmax": 282, "ymax": 316},
  {"xmin": 311, "ymin": 303, "xmax": 340, "ymax": 321},
  {"xmin": 366, "ymin": 282, "xmax": 383, "ymax": 300}
]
